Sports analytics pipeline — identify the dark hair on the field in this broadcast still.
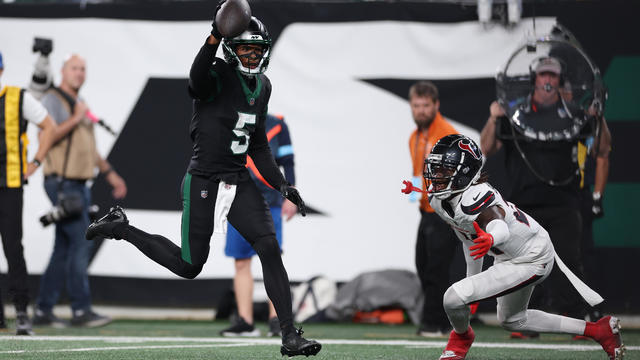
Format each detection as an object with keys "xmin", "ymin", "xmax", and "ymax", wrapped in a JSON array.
[
  {"xmin": 409, "ymin": 81, "xmax": 439, "ymax": 102},
  {"xmin": 476, "ymin": 172, "xmax": 490, "ymax": 184}
]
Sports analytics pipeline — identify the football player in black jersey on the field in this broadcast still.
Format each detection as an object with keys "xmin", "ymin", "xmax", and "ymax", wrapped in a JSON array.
[{"xmin": 86, "ymin": 6, "xmax": 321, "ymax": 357}]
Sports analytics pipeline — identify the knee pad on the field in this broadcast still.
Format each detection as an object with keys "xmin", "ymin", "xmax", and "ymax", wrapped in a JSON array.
[{"xmin": 443, "ymin": 287, "xmax": 466, "ymax": 310}]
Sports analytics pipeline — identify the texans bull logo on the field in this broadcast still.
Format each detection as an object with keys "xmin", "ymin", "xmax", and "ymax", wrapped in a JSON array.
[{"xmin": 458, "ymin": 139, "xmax": 481, "ymax": 160}]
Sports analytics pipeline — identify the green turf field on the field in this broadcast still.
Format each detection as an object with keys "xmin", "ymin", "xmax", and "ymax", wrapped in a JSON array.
[{"xmin": 0, "ymin": 319, "xmax": 637, "ymax": 359}]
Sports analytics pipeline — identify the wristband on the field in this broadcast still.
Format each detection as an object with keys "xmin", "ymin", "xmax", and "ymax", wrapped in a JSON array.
[{"xmin": 33, "ymin": 159, "xmax": 42, "ymax": 167}]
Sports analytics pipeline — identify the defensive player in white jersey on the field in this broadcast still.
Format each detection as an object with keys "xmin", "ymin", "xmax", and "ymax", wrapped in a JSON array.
[{"xmin": 402, "ymin": 134, "xmax": 625, "ymax": 360}]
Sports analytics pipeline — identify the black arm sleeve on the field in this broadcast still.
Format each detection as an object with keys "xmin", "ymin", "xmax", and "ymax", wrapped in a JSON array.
[
  {"xmin": 280, "ymin": 156, "xmax": 295, "ymax": 186},
  {"xmin": 250, "ymin": 116, "xmax": 287, "ymax": 190},
  {"xmin": 276, "ymin": 121, "xmax": 295, "ymax": 185},
  {"xmin": 188, "ymin": 41, "xmax": 220, "ymax": 100},
  {"xmin": 249, "ymin": 80, "xmax": 286, "ymax": 189}
]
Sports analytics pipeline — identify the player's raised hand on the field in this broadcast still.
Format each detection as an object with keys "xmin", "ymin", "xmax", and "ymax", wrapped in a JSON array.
[
  {"xmin": 210, "ymin": 0, "xmax": 227, "ymax": 40},
  {"xmin": 213, "ymin": 0, "xmax": 252, "ymax": 39},
  {"xmin": 280, "ymin": 183, "xmax": 306, "ymax": 217},
  {"xmin": 469, "ymin": 221, "xmax": 494, "ymax": 260}
]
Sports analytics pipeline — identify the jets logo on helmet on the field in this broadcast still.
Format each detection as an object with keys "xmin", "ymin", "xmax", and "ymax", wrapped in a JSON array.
[
  {"xmin": 222, "ymin": 16, "xmax": 272, "ymax": 76},
  {"xmin": 458, "ymin": 139, "xmax": 481, "ymax": 160}
]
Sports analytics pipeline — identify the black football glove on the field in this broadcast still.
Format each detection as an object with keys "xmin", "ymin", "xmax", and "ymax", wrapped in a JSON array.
[
  {"xmin": 210, "ymin": 0, "xmax": 227, "ymax": 40},
  {"xmin": 280, "ymin": 183, "xmax": 306, "ymax": 217},
  {"xmin": 592, "ymin": 192, "xmax": 604, "ymax": 218}
]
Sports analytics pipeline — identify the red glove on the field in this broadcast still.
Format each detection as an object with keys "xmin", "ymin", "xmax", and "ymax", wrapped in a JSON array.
[
  {"xmin": 469, "ymin": 221, "xmax": 493, "ymax": 260},
  {"xmin": 469, "ymin": 302, "xmax": 479, "ymax": 315}
]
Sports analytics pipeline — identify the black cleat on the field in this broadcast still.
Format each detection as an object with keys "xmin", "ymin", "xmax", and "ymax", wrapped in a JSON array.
[
  {"xmin": 280, "ymin": 328, "xmax": 322, "ymax": 357},
  {"xmin": 86, "ymin": 206, "xmax": 128, "ymax": 240}
]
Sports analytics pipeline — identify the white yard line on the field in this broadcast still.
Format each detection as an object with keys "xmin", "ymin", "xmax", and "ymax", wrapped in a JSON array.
[
  {"xmin": 0, "ymin": 335, "xmax": 637, "ymax": 353},
  {"xmin": 0, "ymin": 343, "xmax": 251, "ymax": 354}
]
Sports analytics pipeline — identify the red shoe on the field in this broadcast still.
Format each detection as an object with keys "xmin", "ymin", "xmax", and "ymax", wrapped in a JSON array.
[
  {"xmin": 439, "ymin": 326, "xmax": 475, "ymax": 360},
  {"xmin": 586, "ymin": 316, "xmax": 626, "ymax": 360}
]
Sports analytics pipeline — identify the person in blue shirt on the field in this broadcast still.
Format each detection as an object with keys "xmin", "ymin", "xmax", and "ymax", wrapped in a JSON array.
[{"xmin": 220, "ymin": 114, "xmax": 298, "ymax": 338}]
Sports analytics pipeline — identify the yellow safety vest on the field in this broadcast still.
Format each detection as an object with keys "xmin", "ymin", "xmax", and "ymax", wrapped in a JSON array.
[{"xmin": 0, "ymin": 86, "xmax": 29, "ymax": 188}]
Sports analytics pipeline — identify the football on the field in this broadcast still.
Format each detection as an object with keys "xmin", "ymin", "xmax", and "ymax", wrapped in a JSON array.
[{"xmin": 215, "ymin": 0, "xmax": 252, "ymax": 38}]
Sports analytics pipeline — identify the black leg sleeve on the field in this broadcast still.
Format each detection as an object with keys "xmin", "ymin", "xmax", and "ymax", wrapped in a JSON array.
[
  {"xmin": 227, "ymin": 176, "xmax": 295, "ymax": 336},
  {"xmin": 253, "ymin": 235, "xmax": 295, "ymax": 335},
  {"xmin": 118, "ymin": 225, "xmax": 203, "ymax": 279},
  {"xmin": 114, "ymin": 173, "xmax": 215, "ymax": 280}
]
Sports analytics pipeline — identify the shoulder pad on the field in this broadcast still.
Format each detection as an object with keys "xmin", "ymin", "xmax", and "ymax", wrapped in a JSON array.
[{"xmin": 460, "ymin": 184, "xmax": 496, "ymax": 216}]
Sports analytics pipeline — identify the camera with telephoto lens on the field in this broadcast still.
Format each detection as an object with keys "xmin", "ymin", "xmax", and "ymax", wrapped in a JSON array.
[
  {"xmin": 39, "ymin": 192, "xmax": 85, "ymax": 227},
  {"xmin": 33, "ymin": 37, "xmax": 53, "ymax": 57}
]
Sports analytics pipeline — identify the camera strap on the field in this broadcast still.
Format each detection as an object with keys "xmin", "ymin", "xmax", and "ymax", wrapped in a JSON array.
[{"xmin": 51, "ymin": 87, "xmax": 78, "ymax": 190}]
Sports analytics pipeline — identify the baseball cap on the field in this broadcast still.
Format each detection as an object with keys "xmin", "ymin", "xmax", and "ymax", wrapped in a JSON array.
[
  {"xmin": 0, "ymin": 51, "xmax": 3, "ymax": 69},
  {"xmin": 535, "ymin": 57, "xmax": 561, "ymax": 75}
]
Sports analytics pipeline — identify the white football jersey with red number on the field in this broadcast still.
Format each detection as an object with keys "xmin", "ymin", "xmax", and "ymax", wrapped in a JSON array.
[{"xmin": 429, "ymin": 182, "xmax": 554, "ymax": 263}]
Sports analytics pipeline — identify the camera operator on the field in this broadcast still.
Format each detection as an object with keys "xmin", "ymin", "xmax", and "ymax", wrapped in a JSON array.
[
  {"xmin": 480, "ymin": 56, "xmax": 611, "ymax": 338},
  {"xmin": 0, "ymin": 51, "xmax": 57, "ymax": 335},
  {"xmin": 32, "ymin": 53, "xmax": 127, "ymax": 328}
]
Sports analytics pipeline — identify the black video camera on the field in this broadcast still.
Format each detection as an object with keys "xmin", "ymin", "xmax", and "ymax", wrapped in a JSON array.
[
  {"xmin": 39, "ymin": 192, "xmax": 87, "ymax": 227},
  {"xmin": 33, "ymin": 37, "xmax": 53, "ymax": 57}
]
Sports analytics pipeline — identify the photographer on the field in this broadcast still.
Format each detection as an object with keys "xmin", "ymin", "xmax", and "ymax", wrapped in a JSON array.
[
  {"xmin": 32, "ymin": 53, "xmax": 126, "ymax": 328},
  {"xmin": 480, "ymin": 56, "xmax": 611, "ymax": 338},
  {"xmin": 0, "ymin": 51, "xmax": 57, "ymax": 335}
]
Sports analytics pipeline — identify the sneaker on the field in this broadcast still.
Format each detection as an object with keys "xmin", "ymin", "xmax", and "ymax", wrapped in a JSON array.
[
  {"xmin": 15, "ymin": 311, "xmax": 34, "ymax": 336},
  {"xmin": 417, "ymin": 323, "xmax": 444, "ymax": 338},
  {"xmin": 587, "ymin": 316, "xmax": 625, "ymax": 360},
  {"xmin": 281, "ymin": 327, "xmax": 322, "ymax": 357},
  {"xmin": 267, "ymin": 317, "xmax": 282, "ymax": 337},
  {"xmin": 220, "ymin": 318, "xmax": 260, "ymax": 337},
  {"xmin": 85, "ymin": 206, "xmax": 128, "ymax": 240},
  {"xmin": 32, "ymin": 309, "xmax": 69, "ymax": 328},
  {"xmin": 510, "ymin": 331, "xmax": 540, "ymax": 339},
  {"xmin": 439, "ymin": 326, "xmax": 475, "ymax": 360},
  {"xmin": 70, "ymin": 309, "xmax": 113, "ymax": 328}
]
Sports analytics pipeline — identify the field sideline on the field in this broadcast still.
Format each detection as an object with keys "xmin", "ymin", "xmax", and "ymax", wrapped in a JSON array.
[{"xmin": 0, "ymin": 320, "xmax": 637, "ymax": 359}]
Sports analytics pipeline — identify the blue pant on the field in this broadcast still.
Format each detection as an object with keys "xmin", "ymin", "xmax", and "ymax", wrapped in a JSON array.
[
  {"xmin": 36, "ymin": 177, "xmax": 93, "ymax": 313},
  {"xmin": 225, "ymin": 207, "xmax": 282, "ymax": 259}
]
